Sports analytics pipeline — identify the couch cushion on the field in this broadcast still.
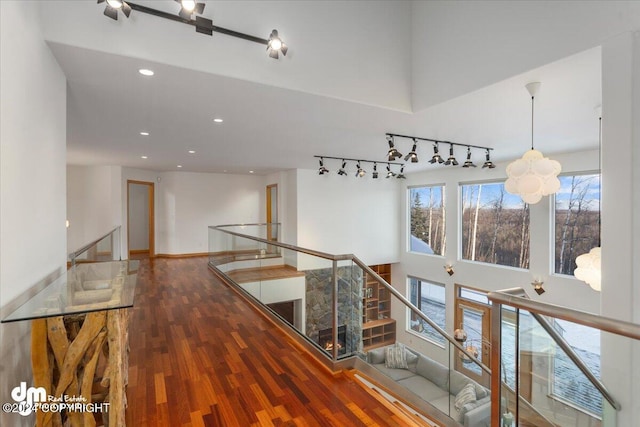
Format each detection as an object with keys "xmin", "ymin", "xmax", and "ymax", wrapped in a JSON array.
[
  {"xmin": 415, "ymin": 355, "xmax": 449, "ymax": 389},
  {"xmin": 366, "ymin": 347, "xmax": 386, "ymax": 364},
  {"xmin": 454, "ymin": 383, "xmax": 477, "ymax": 411},
  {"xmin": 461, "ymin": 395, "xmax": 491, "ymax": 427},
  {"xmin": 385, "ymin": 343, "xmax": 409, "ymax": 369},
  {"xmin": 372, "ymin": 364, "xmax": 417, "ymax": 381},
  {"xmin": 397, "ymin": 375, "xmax": 449, "ymax": 402},
  {"xmin": 449, "ymin": 369, "xmax": 489, "ymax": 399},
  {"xmin": 430, "ymin": 394, "xmax": 460, "ymax": 422}
]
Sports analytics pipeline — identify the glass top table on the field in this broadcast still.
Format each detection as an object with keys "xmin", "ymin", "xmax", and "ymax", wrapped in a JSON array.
[{"xmin": 1, "ymin": 260, "xmax": 139, "ymax": 323}]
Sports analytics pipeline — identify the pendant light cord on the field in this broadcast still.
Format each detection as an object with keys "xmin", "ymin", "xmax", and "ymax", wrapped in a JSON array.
[{"xmin": 531, "ymin": 96, "xmax": 535, "ymax": 150}]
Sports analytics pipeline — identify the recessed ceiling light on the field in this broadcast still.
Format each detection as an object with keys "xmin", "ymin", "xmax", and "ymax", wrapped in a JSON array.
[
  {"xmin": 188, "ymin": 150, "xmax": 195, "ymax": 154},
  {"xmin": 177, "ymin": 165, "xmax": 182, "ymax": 168},
  {"xmin": 140, "ymin": 131, "xmax": 149, "ymax": 136},
  {"xmin": 138, "ymin": 69, "xmax": 154, "ymax": 76},
  {"xmin": 213, "ymin": 118, "xmax": 223, "ymax": 123},
  {"xmin": 249, "ymin": 170, "xmax": 254, "ymax": 174},
  {"xmin": 141, "ymin": 155, "xmax": 148, "ymax": 159}
]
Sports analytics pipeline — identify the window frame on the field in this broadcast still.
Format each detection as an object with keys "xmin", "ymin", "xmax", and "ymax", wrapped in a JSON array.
[
  {"xmin": 459, "ymin": 179, "xmax": 530, "ymax": 270},
  {"xmin": 406, "ymin": 276, "xmax": 446, "ymax": 348},
  {"xmin": 407, "ymin": 184, "xmax": 446, "ymax": 257}
]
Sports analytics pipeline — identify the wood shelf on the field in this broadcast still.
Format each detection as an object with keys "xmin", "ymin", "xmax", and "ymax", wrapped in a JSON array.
[{"xmin": 362, "ymin": 264, "xmax": 395, "ymax": 351}]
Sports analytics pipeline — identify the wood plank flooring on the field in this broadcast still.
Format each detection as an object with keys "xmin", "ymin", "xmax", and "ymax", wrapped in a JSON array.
[
  {"xmin": 125, "ymin": 257, "xmax": 411, "ymax": 426},
  {"xmin": 226, "ymin": 265, "xmax": 306, "ymax": 284}
]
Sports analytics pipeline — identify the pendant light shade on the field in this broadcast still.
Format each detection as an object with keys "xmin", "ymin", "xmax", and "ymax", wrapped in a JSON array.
[
  {"xmin": 575, "ymin": 247, "xmax": 601, "ymax": 291},
  {"xmin": 505, "ymin": 82, "xmax": 561, "ymax": 204}
]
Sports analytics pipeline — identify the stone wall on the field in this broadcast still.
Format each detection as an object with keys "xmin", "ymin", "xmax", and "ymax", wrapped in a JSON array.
[{"xmin": 305, "ymin": 265, "xmax": 363, "ymax": 354}]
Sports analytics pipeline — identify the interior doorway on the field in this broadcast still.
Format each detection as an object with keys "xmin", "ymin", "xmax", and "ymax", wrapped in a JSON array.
[
  {"xmin": 266, "ymin": 184, "xmax": 278, "ymax": 241},
  {"xmin": 127, "ymin": 180, "xmax": 155, "ymax": 259}
]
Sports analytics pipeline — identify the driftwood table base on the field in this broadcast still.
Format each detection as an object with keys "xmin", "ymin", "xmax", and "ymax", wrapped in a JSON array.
[{"xmin": 31, "ymin": 309, "xmax": 130, "ymax": 427}]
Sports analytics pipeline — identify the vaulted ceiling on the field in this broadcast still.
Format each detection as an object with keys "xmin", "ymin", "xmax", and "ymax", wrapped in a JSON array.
[{"xmin": 39, "ymin": 1, "xmax": 640, "ymax": 175}]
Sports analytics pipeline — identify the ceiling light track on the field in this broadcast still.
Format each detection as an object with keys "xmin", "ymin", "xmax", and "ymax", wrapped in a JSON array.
[
  {"xmin": 385, "ymin": 133, "xmax": 494, "ymax": 152},
  {"xmin": 98, "ymin": 1, "xmax": 287, "ymax": 58},
  {"xmin": 314, "ymin": 155, "xmax": 404, "ymax": 179}
]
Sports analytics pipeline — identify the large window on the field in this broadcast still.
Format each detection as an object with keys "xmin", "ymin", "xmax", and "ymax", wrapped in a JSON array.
[
  {"xmin": 409, "ymin": 185, "xmax": 445, "ymax": 255},
  {"xmin": 408, "ymin": 277, "xmax": 445, "ymax": 346},
  {"xmin": 461, "ymin": 182, "xmax": 530, "ymax": 269},
  {"xmin": 554, "ymin": 174, "xmax": 601, "ymax": 275}
]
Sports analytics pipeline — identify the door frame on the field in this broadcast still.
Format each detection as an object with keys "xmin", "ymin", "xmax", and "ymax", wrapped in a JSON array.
[
  {"xmin": 266, "ymin": 183, "xmax": 278, "ymax": 241},
  {"xmin": 127, "ymin": 180, "xmax": 155, "ymax": 258}
]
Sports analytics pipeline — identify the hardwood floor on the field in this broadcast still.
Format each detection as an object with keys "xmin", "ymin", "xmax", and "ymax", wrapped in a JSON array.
[{"xmin": 125, "ymin": 257, "xmax": 410, "ymax": 426}]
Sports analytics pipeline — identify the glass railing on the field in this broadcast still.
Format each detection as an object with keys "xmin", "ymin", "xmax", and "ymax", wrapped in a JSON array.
[
  {"xmin": 209, "ymin": 223, "xmax": 495, "ymax": 425},
  {"xmin": 489, "ymin": 288, "xmax": 638, "ymax": 427},
  {"xmin": 68, "ymin": 226, "xmax": 121, "ymax": 266}
]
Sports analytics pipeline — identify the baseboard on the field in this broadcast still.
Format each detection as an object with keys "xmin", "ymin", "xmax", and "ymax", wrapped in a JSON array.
[
  {"xmin": 155, "ymin": 252, "xmax": 209, "ymax": 259},
  {"xmin": 129, "ymin": 249, "xmax": 149, "ymax": 255}
]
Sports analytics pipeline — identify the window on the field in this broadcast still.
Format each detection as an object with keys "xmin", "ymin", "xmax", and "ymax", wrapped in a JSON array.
[
  {"xmin": 551, "ymin": 320, "xmax": 602, "ymax": 415},
  {"xmin": 554, "ymin": 174, "xmax": 600, "ymax": 275},
  {"xmin": 409, "ymin": 185, "xmax": 445, "ymax": 255},
  {"xmin": 408, "ymin": 277, "xmax": 446, "ymax": 345},
  {"xmin": 461, "ymin": 182, "xmax": 530, "ymax": 269}
]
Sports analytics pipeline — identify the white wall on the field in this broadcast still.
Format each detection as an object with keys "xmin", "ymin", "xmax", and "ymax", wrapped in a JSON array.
[
  {"xmin": 128, "ymin": 183, "xmax": 149, "ymax": 251},
  {"xmin": 0, "ymin": 1, "xmax": 67, "ymax": 425},
  {"xmin": 411, "ymin": 1, "xmax": 640, "ymax": 111},
  {"xmin": 155, "ymin": 171, "xmax": 265, "ymax": 255},
  {"xmin": 295, "ymin": 169, "xmax": 401, "ymax": 266},
  {"xmin": 67, "ymin": 165, "xmax": 122, "ymax": 253}
]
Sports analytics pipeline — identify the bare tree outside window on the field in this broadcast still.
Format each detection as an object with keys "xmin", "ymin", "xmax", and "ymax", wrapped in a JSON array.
[
  {"xmin": 554, "ymin": 174, "xmax": 601, "ymax": 275},
  {"xmin": 409, "ymin": 186, "xmax": 445, "ymax": 255},
  {"xmin": 461, "ymin": 182, "xmax": 530, "ymax": 269}
]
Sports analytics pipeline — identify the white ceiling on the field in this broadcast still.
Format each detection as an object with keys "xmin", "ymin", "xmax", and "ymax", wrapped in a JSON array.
[{"xmin": 49, "ymin": 2, "xmax": 603, "ymax": 176}]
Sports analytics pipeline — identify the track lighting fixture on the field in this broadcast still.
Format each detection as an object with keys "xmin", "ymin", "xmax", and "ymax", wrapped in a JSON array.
[
  {"xmin": 385, "ymin": 133, "xmax": 493, "ymax": 169},
  {"xmin": 314, "ymin": 156, "xmax": 401, "ymax": 180},
  {"xmin": 318, "ymin": 158, "xmax": 329, "ymax": 175},
  {"xmin": 267, "ymin": 30, "xmax": 288, "ymax": 59},
  {"xmin": 482, "ymin": 149, "xmax": 496, "ymax": 169},
  {"xmin": 176, "ymin": 0, "xmax": 205, "ymax": 19},
  {"xmin": 396, "ymin": 165, "xmax": 406, "ymax": 179},
  {"xmin": 97, "ymin": 1, "xmax": 288, "ymax": 59},
  {"xmin": 386, "ymin": 164, "xmax": 396, "ymax": 178},
  {"xmin": 387, "ymin": 136, "xmax": 403, "ymax": 161},
  {"xmin": 99, "ymin": 0, "xmax": 131, "ymax": 20},
  {"xmin": 444, "ymin": 144, "xmax": 459, "ymax": 166},
  {"xmin": 338, "ymin": 160, "xmax": 347, "ymax": 176},
  {"xmin": 462, "ymin": 147, "xmax": 477, "ymax": 168},
  {"xmin": 405, "ymin": 139, "xmax": 419, "ymax": 163},
  {"xmin": 429, "ymin": 143, "xmax": 444, "ymax": 164}
]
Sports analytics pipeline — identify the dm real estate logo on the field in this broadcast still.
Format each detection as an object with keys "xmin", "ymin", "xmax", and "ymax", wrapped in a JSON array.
[{"xmin": 10, "ymin": 382, "xmax": 46, "ymax": 416}]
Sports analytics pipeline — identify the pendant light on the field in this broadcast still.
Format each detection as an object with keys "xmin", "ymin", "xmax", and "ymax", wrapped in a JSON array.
[
  {"xmin": 505, "ymin": 82, "xmax": 561, "ymax": 204},
  {"xmin": 574, "ymin": 115, "xmax": 602, "ymax": 291}
]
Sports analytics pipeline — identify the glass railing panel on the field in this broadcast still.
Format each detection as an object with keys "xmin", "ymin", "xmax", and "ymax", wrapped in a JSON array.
[
  {"xmin": 333, "ymin": 259, "xmax": 361, "ymax": 359},
  {"xmin": 68, "ymin": 226, "xmax": 121, "ymax": 265},
  {"xmin": 516, "ymin": 309, "xmax": 603, "ymax": 427}
]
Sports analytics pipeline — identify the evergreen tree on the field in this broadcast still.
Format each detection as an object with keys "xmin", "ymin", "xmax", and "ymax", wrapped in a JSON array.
[{"xmin": 411, "ymin": 191, "xmax": 429, "ymax": 242}]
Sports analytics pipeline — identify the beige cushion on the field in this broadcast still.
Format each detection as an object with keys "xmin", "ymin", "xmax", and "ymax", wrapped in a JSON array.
[{"xmin": 385, "ymin": 343, "xmax": 408, "ymax": 369}]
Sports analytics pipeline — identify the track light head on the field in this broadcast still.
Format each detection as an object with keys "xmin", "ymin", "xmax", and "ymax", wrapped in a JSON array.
[
  {"xmin": 337, "ymin": 160, "xmax": 347, "ymax": 176},
  {"xmin": 372, "ymin": 163, "xmax": 379, "ymax": 179},
  {"xmin": 462, "ymin": 147, "xmax": 477, "ymax": 168},
  {"xmin": 429, "ymin": 143, "xmax": 444, "ymax": 164},
  {"xmin": 175, "ymin": 0, "xmax": 206, "ymax": 19},
  {"xmin": 99, "ymin": 0, "xmax": 131, "ymax": 20},
  {"xmin": 404, "ymin": 140, "xmax": 419, "ymax": 163},
  {"xmin": 532, "ymin": 280, "xmax": 545, "ymax": 295},
  {"xmin": 396, "ymin": 165, "xmax": 406, "ymax": 179},
  {"xmin": 444, "ymin": 144, "xmax": 458, "ymax": 166},
  {"xmin": 387, "ymin": 136, "xmax": 402, "ymax": 161},
  {"xmin": 385, "ymin": 163, "xmax": 396, "ymax": 178},
  {"xmin": 482, "ymin": 149, "xmax": 496, "ymax": 169},
  {"xmin": 355, "ymin": 161, "xmax": 366, "ymax": 177},
  {"xmin": 267, "ymin": 29, "xmax": 288, "ymax": 59},
  {"xmin": 318, "ymin": 158, "xmax": 329, "ymax": 175}
]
